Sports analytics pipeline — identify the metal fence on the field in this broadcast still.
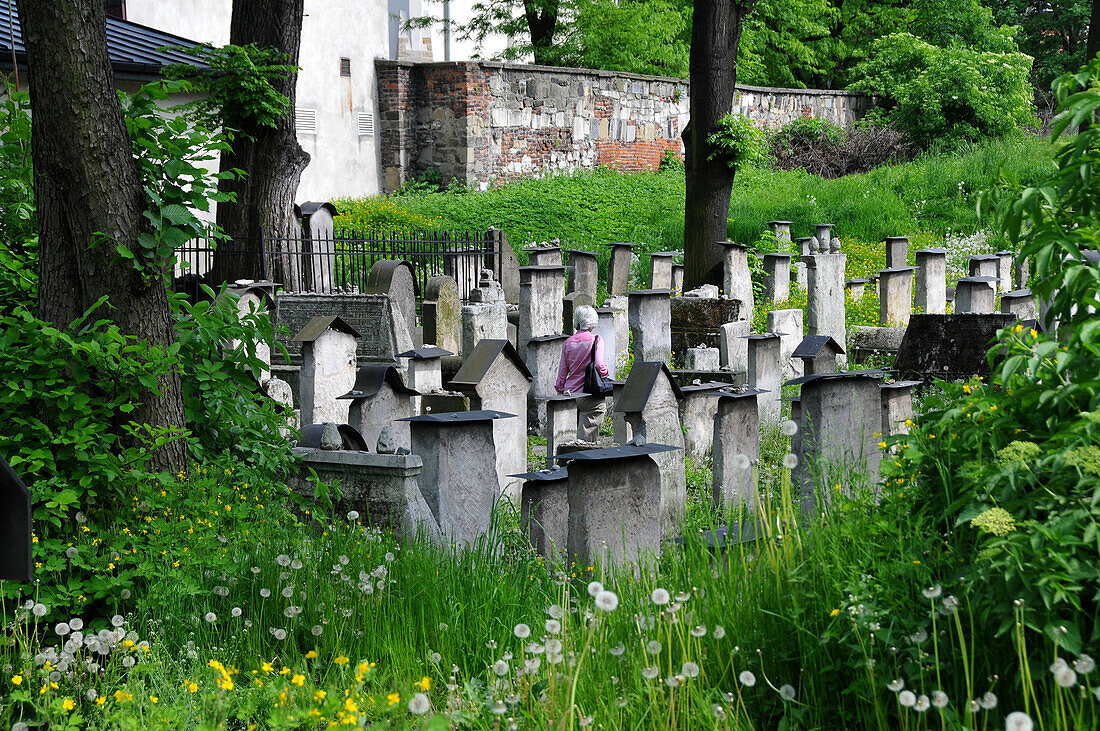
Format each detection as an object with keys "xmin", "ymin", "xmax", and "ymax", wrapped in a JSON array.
[{"xmin": 175, "ymin": 229, "xmax": 499, "ymax": 302}]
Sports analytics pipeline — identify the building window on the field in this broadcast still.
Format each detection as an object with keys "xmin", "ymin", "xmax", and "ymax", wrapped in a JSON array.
[
  {"xmin": 340, "ymin": 58, "xmax": 351, "ymax": 77},
  {"xmin": 357, "ymin": 113, "xmax": 375, "ymax": 137},
  {"xmin": 295, "ymin": 109, "xmax": 318, "ymax": 135},
  {"xmin": 105, "ymin": 0, "xmax": 126, "ymax": 18}
]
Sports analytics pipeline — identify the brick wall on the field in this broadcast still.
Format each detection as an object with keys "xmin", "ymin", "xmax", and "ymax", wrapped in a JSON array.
[{"xmin": 376, "ymin": 60, "xmax": 872, "ymax": 193}]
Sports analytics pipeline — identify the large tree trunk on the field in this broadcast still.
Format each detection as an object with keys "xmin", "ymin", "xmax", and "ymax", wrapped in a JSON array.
[
  {"xmin": 18, "ymin": 0, "xmax": 188, "ymax": 474},
  {"xmin": 1090, "ymin": 0, "xmax": 1100, "ymax": 65},
  {"xmin": 683, "ymin": 0, "xmax": 754, "ymax": 290},
  {"xmin": 524, "ymin": 0, "xmax": 558, "ymax": 65},
  {"xmin": 213, "ymin": 0, "xmax": 310, "ymax": 286}
]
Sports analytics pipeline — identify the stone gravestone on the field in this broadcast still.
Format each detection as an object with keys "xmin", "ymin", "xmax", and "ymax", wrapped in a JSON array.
[
  {"xmin": 803, "ymin": 249, "xmax": 848, "ymax": 363},
  {"xmin": 768, "ymin": 220, "xmax": 793, "ymax": 243},
  {"xmin": 678, "ymin": 381, "xmax": 728, "ymax": 460},
  {"xmin": 628, "ymin": 289, "xmax": 673, "ymax": 365},
  {"xmin": 365, "ymin": 260, "xmax": 418, "ymax": 340},
  {"xmin": 1000, "ymin": 289, "xmax": 1037, "ymax": 321},
  {"xmin": 649, "ymin": 251, "xmax": 677, "ymax": 289},
  {"xmin": 558, "ymin": 443, "xmax": 678, "ymax": 568},
  {"xmin": 878, "ymin": 267, "xmax": 915, "ymax": 326},
  {"xmin": 296, "ymin": 201, "xmax": 339, "ymax": 293},
  {"xmin": 274, "ymin": 293, "xmax": 411, "ymax": 367},
  {"xmin": 670, "ymin": 296, "xmax": 740, "ymax": 364},
  {"xmin": 224, "ymin": 282, "xmax": 274, "ymax": 383},
  {"xmin": 422, "ymin": 276, "xmax": 461, "ymax": 355},
  {"xmin": 746, "ymin": 333, "xmax": 782, "ymax": 422},
  {"xmin": 545, "ymin": 396, "xmax": 580, "ymax": 465},
  {"xmin": 404, "ymin": 410, "xmax": 516, "ymax": 549},
  {"xmin": 608, "ymin": 243, "xmax": 635, "ymax": 296},
  {"xmin": 527, "ymin": 243, "xmax": 562, "ymax": 267},
  {"xmin": 815, "ymin": 223, "xmax": 837, "ymax": 252},
  {"xmin": 955, "ymin": 277, "xmax": 998, "ymax": 314},
  {"xmin": 518, "ymin": 265, "xmax": 566, "ymax": 361},
  {"xmin": 881, "ymin": 380, "xmax": 921, "ymax": 438},
  {"xmin": 526, "ymin": 334, "xmax": 569, "ymax": 432},
  {"xmin": 486, "ymin": 227, "xmax": 521, "ymax": 304},
  {"xmin": 448, "ymin": 339, "xmax": 533, "ymax": 502},
  {"xmin": 884, "ymin": 236, "xmax": 909, "ymax": 269},
  {"xmin": 293, "ymin": 315, "xmax": 361, "ymax": 426},
  {"xmin": 846, "ymin": 278, "xmax": 867, "ymax": 301},
  {"xmin": 398, "ymin": 345, "xmax": 451, "ymax": 415},
  {"xmin": 995, "ymin": 252, "xmax": 1014, "ymax": 293},
  {"xmin": 711, "ymin": 388, "xmax": 764, "ymax": 513},
  {"xmin": 969, "ymin": 254, "xmax": 1000, "ymax": 280},
  {"xmin": 685, "ymin": 347, "xmax": 720, "ymax": 371},
  {"xmin": 721, "ymin": 242, "xmax": 755, "ymax": 319},
  {"xmin": 562, "ymin": 292, "xmax": 595, "ymax": 337},
  {"xmin": 0, "ymin": 455, "xmax": 32, "ymax": 581},
  {"xmin": 794, "ymin": 236, "xmax": 814, "ymax": 289},
  {"xmin": 461, "ymin": 300, "xmax": 509, "ymax": 357},
  {"xmin": 593, "ymin": 305, "xmax": 626, "ymax": 379},
  {"xmin": 763, "ymin": 253, "xmax": 792, "ymax": 303},
  {"xmin": 789, "ymin": 370, "xmax": 883, "ymax": 516},
  {"xmin": 792, "ymin": 335, "xmax": 845, "ymax": 376},
  {"xmin": 671, "ymin": 265, "xmax": 685, "ymax": 296},
  {"xmin": 517, "ymin": 467, "xmax": 570, "ymax": 561},
  {"xmin": 914, "ymin": 249, "xmax": 947, "ymax": 315},
  {"xmin": 894, "ymin": 314, "xmax": 1014, "ymax": 382},
  {"xmin": 567, "ymin": 249, "xmax": 599, "ymax": 303},
  {"xmin": 718, "ymin": 320, "xmax": 751, "ymax": 373},
  {"xmin": 767, "ymin": 308, "xmax": 804, "ymax": 379},
  {"xmin": 613, "ymin": 362, "xmax": 687, "ymax": 535},
  {"xmin": 338, "ymin": 364, "xmax": 419, "ymax": 450}
]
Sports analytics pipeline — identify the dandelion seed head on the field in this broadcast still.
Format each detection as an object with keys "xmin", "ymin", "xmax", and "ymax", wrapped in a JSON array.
[
  {"xmin": 781, "ymin": 420, "xmax": 798, "ymax": 436},
  {"xmin": 739, "ymin": 670, "xmax": 756, "ymax": 687},
  {"xmin": 681, "ymin": 661, "xmax": 700, "ymax": 678},
  {"xmin": 887, "ymin": 679, "xmax": 904, "ymax": 692},
  {"xmin": 651, "ymin": 588, "xmax": 670, "ymax": 606},
  {"xmin": 514, "ymin": 623, "xmax": 530, "ymax": 639},
  {"xmin": 587, "ymin": 581, "xmax": 603, "ymax": 597},
  {"xmin": 204, "ymin": 612, "xmax": 216, "ymax": 623},
  {"xmin": 641, "ymin": 666, "xmax": 659, "ymax": 679},
  {"xmin": 408, "ymin": 692, "xmax": 429, "ymax": 715},
  {"xmin": 1005, "ymin": 711, "xmax": 1034, "ymax": 731},
  {"xmin": 899, "ymin": 690, "xmax": 916, "ymax": 707},
  {"xmin": 780, "ymin": 684, "xmax": 796, "ymax": 701},
  {"xmin": 646, "ymin": 640, "xmax": 662, "ymax": 655},
  {"xmin": 783, "ymin": 453, "xmax": 798, "ymax": 469},
  {"xmin": 595, "ymin": 590, "xmax": 619, "ymax": 612},
  {"xmin": 932, "ymin": 690, "xmax": 948, "ymax": 708}
]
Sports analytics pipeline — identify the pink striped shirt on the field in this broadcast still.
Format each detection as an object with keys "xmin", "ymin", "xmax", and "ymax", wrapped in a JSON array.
[{"xmin": 555, "ymin": 330, "xmax": 609, "ymax": 395}]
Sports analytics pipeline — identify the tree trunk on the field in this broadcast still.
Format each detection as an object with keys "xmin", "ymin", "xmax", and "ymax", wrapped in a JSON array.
[
  {"xmin": 213, "ymin": 0, "xmax": 310, "ymax": 286},
  {"xmin": 18, "ymin": 0, "xmax": 188, "ymax": 474},
  {"xmin": 683, "ymin": 0, "xmax": 754, "ymax": 290},
  {"xmin": 1090, "ymin": 0, "xmax": 1100, "ymax": 65},
  {"xmin": 524, "ymin": 0, "xmax": 558, "ymax": 65}
]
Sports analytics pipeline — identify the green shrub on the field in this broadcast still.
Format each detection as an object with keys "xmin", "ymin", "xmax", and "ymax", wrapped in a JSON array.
[{"xmin": 706, "ymin": 113, "xmax": 772, "ymax": 170}]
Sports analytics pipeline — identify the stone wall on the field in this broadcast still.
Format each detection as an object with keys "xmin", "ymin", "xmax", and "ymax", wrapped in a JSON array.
[{"xmin": 376, "ymin": 59, "xmax": 873, "ymax": 193}]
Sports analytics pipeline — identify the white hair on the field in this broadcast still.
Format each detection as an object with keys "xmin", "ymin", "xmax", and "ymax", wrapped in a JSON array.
[{"xmin": 574, "ymin": 305, "xmax": 598, "ymax": 332}]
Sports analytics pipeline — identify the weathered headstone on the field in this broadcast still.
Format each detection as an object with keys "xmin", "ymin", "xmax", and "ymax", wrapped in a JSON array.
[
  {"xmin": 545, "ymin": 396, "xmax": 580, "ymax": 465},
  {"xmin": 422, "ymin": 276, "xmax": 461, "ymax": 355},
  {"xmin": 398, "ymin": 345, "xmax": 451, "ymax": 415},
  {"xmin": 670, "ymin": 296, "xmax": 741, "ymax": 361},
  {"xmin": 526, "ymin": 244, "xmax": 562, "ymax": 267},
  {"xmin": 517, "ymin": 467, "xmax": 570, "ymax": 561},
  {"xmin": 296, "ymin": 201, "xmax": 339, "ymax": 293},
  {"xmin": 711, "ymin": 388, "xmax": 763, "ymax": 513},
  {"xmin": 794, "ymin": 236, "xmax": 814, "ymax": 289},
  {"xmin": 460, "ymin": 301, "xmax": 508, "ymax": 356},
  {"xmin": 678, "ymin": 381, "xmax": 728, "ymax": 460},
  {"xmin": 594, "ymin": 305, "xmax": 626, "ymax": 379},
  {"xmin": 628, "ymin": 289, "xmax": 673, "ymax": 365},
  {"xmin": 955, "ymin": 276, "xmax": 998, "ymax": 314},
  {"xmin": 880, "ymin": 380, "xmax": 920, "ymax": 438},
  {"xmin": 404, "ymin": 410, "xmax": 516, "ymax": 548},
  {"xmin": 846, "ymin": 278, "xmax": 867, "ymax": 301},
  {"xmin": 224, "ymin": 282, "xmax": 274, "ymax": 382},
  {"xmin": 767, "ymin": 308, "xmax": 805, "ymax": 379},
  {"xmin": 1000, "ymin": 289, "xmax": 1037, "ymax": 320},
  {"xmin": 448, "ymin": 340, "xmax": 533, "ymax": 501},
  {"xmin": 613, "ymin": 362, "xmax": 687, "ymax": 535},
  {"xmin": 1014, "ymin": 256, "xmax": 1030, "ymax": 290},
  {"xmin": 968, "ymin": 254, "xmax": 999, "ymax": 280},
  {"xmin": 803, "ymin": 250, "xmax": 848, "ymax": 363},
  {"xmin": 566, "ymin": 249, "xmax": 599, "ymax": 303},
  {"xmin": 721, "ymin": 241, "xmax": 755, "ymax": 317},
  {"xmin": 763, "ymin": 253, "xmax": 792, "ymax": 302},
  {"xmin": 0, "ymin": 456, "xmax": 32, "ymax": 581},
  {"xmin": 718, "ymin": 320, "xmax": 751, "ymax": 373},
  {"xmin": 562, "ymin": 292, "xmax": 596, "ymax": 336},
  {"xmin": 649, "ymin": 251, "xmax": 677, "ymax": 290},
  {"xmin": 878, "ymin": 266, "xmax": 915, "ymax": 326},
  {"xmin": 884, "ymin": 236, "xmax": 909, "ymax": 269},
  {"xmin": 518, "ymin": 265, "xmax": 566, "ymax": 361},
  {"xmin": 486, "ymin": 227, "xmax": 521, "ymax": 304},
  {"xmin": 746, "ymin": 333, "xmax": 782, "ymax": 422},
  {"xmin": 365, "ymin": 260, "xmax": 418, "ymax": 338},
  {"xmin": 994, "ymin": 251, "xmax": 1014, "ymax": 293},
  {"xmin": 274, "ymin": 293, "xmax": 409, "ymax": 366},
  {"xmin": 894, "ymin": 314, "xmax": 1014, "ymax": 382},
  {"xmin": 294, "ymin": 316, "xmax": 361, "ymax": 426},
  {"xmin": 671, "ymin": 264, "xmax": 685, "ymax": 296},
  {"xmin": 526, "ymin": 334, "xmax": 569, "ymax": 432},
  {"xmin": 914, "ymin": 249, "xmax": 947, "ymax": 315},
  {"xmin": 338, "ymin": 364, "xmax": 419, "ymax": 449},
  {"xmin": 815, "ymin": 223, "xmax": 837, "ymax": 253},
  {"xmin": 792, "ymin": 334, "xmax": 845, "ymax": 376},
  {"xmin": 789, "ymin": 370, "xmax": 883, "ymax": 516},
  {"xmin": 848, "ymin": 326, "xmax": 906, "ymax": 365},
  {"xmin": 768, "ymin": 220, "xmax": 792, "ymax": 243},
  {"xmin": 560, "ymin": 443, "xmax": 677, "ymax": 568},
  {"xmin": 685, "ymin": 347, "xmax": 720, "ymax": 371},
  {"xmin": 608, "ymin": 243, "xmax": 635, "ymax": 296}
]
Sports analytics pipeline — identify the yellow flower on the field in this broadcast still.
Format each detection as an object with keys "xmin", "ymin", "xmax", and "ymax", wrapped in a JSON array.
[
  {"xmin": 334, "ymin": 655, "xmax": 350, "ymax": 666},
  {"xmin": 292, "ymin": 674, "xmax": 305, "ymax": 686},
  {"xmin": 990, "ymin": 405, "xmax": 997, "ymax": 411},
  {"xmin": 878, "ymin": 441, "xmax": 887, "ymax": 449},
  {"xmin": 95, "ymin": 696, "xmax": 106, "ymax": 706},
  {"xmin": 418, "ymin": 676, "xmax": 431, "ymax": 692},
  {"xmin": 962, "ymin": 384, "xmax": 972, "ymax": 394},
  {"xmin": 149, "ymin": 695, "xmax": 159, "ymax": 704},
  {"xmin": 305, "ymin": 650, "xmax": 319, "ymax": 659},
  {"xmin": 928, "ymin": 434, "xmax": 936, "ymax": 439},
  {"xmin": 1030, "ymin": 328, "xmax": 1038, "ymax": 338},
  {"xmin": 114, "ymin": 690, "xmax": 133, "ymax": 703},
  {"xmin": 261, "ymin": 662, "xmax": 274, "ymax": 673},
  {"xmin": 183, "ymin": 681, "xmax": 198, "ymax": 694},
  {"xmin": 11, "ymin": 675, "xmax": 22, "ymax": 686},
  {"xmin": 314, "ymin": 689, "xmax": 327, "ymax": 702},
  {"xmin": 62, "ymin": 698, "xmax": 76, "ymax": 712},
  {"xmin": 829, "ymin": 609, "xmax": 840, "ymax": 617},
  {"xmin": 280, "ymin": 666, "xmax": 291, "ymax": 676},
  {"xmin": 387, "ymin": 692, "xmax": 400, "ymax": 706}
]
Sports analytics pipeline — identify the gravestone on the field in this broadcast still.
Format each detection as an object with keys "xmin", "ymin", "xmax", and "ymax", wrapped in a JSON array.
[
  {"xmin": 803, "ymin": 251, "xmax": 848, "ymax": 363},
  {"xmin": 746, "ymin": 333, "xmax": 782, "ymax": 421},
  {"xmin": 274, "ymin": 293, "xmax": 410, "ymax": 366},
  {"xmin": 995, "ymin": 252, "xmax": 1014, "ymax": 293},
  {"xmin": 1000, "ymin": 289, "xmax": 1037, "ymax": 320},
  {"xmin": 894, "ymin": 314, "xmax": 1014, "ymax": 382},
  {"xmin": 460, "ymin": 301, "xmax": 508, "ymax": 356},
  {"xmin": 567, "ymin": 250, "xmax": 599, "ymax": 303},
  {"xmin": 721, "ymin": 241, "xmax": 755, "ymax": 318},
  {"xmin": 422, "ymin": 276, "xmax": 461, "ymax": 355},
  {"xmin": 846, "ymin": 278, "xmax": 867, "ymax": 301},
  {"xmin": 224, "ymin": 282, "xmax": 274, "ymax": 382},
  {"xmin": 914, "ymin": 249, "xmax": 947, "ymax": 315},
  {"xmin": 678, "ymin": 381, "xmax": 728, "ymax": 460},
  {"xmin": 685, "ymin": 347, "xmax": 720, "ymax": 371},
  {"xmin": 608, "ymin": 243, "xmax": 635, "ymax": 296},
  {"xmin": 711, "ymin": 388, "xmax": 764, "ymax": 513},
  {"xmin": 365, "ymin": 260, "xmax": 418, "ymax": 338},
  {"xmin": 955, "ymin": 277, "xmax": 998, "ymax": 314},
  {"xmin": 815, "ymin": 223, "xmax": 836, "ymax": 253},
  {"xmin": 398, "ymin": 346, "xmax": 451, "ymax": 415},
  {"xmin": 1014, "ymin": 257, "xmax": 1030, "ymax": 290},
  {"xmin": 517, "ymin": 467, "xmax": 570, "ymax": 561},
  {"xmin": 628, "ymin": 289, "xmax": 673, "ymax": 365},
  {"xmin": 470, "ymin": 268, "xmax": 506, "ymax": 304},
  {"xmin": 789, "ymin": 370, "xmax": 883, "ymax": 516},
  {"xmin": 767, "ymin": 308, "xmax": 805, "ymax": 379},
  {"xmin": 559, "ymin": 443, "xmax": 678, "ymax": 568},
  {"xmin": 768, "ymin": 220, "xmax": 792, "ymax": 243},
  {"xmin": 718, "ymin": 320, "xmax": 751, "ymax": 373},
  {"xmin": 670, "ymin": 297, "xmax": 741, "ymax": 362},
  {"xmin": 671, "ymin": 264, "xmax": 685, "ymax": 296},
  {"xmin": 296, "ymin": 202, "xmax": 339, "ymax": 293},
  {"xmin": 562, "ymin": 292, "xmax": 595, "ymax": 336},
  {"xmin": 968, "ymin": 255, "xmax": 999, "ymax": 279},
  {"xmin": 794, "ymin": 236, "xmax": 814, "ymax": 289},
  {"xmin": 545, "ymin": 396, "xmax": 579, "ymax": 465},
  {"xmin": 526, "ymin": 334, "xmax": 569, "ymax": 432},
  {"xmin": 518, "ymin": 265, "xmax": 566, "ymax": 361},
  {"xmin": 884, "ymin": 236, "xmax": 909, "ymax": 269},
  {"xmin": 881, "ymin": 380, "xmax": 921, "ymax": 438},
  {"xmin": 421, "ymin": 391, "xmax": 470, "ymax": 414},
  {"xmin": 404, "ymin": 410, "xmax": 516, "ymax": 548},
  {"xmin": 763, "ymin": 253, "xmax": 792, "ymax": 302},
  {"xmin": 293, "ymin": 316, "xmax": 361, "ymax": 426},
  {"xmin": 649, "ymin": 251, "xmax": 677, "ymax": 289},
  {"xmin": 449, "ymin": 339, "xmax": 533, "ymax": 501},
  {"xmin": 594, "ymin": 305, "xmax": 627, "ymax": 379},
  {"xmin": 613, "ymin": 362, "xmax": 687, "ymax": 535},
  {"xmin": 878, "ymin": 267, "xmax": 915, "ymax": 326},
  {"xmin": 526, "ymin": 243, "xmax": 562, "ymax": 267},
  {"xmin": 339, "ymin": 364, "xmax": 419, "ymax": 449},
  {"xmin": 0, "ymin": 456, "xmax": 32, "ymax": 581},
  {"xmin": 486, "ymin": 227, "xmax": 521, "ymax": 304},
  {"xmin": 792, "ymin": 335, "xmax": 845, "ymax": 376},
  {"xmin": 849, "ymin": 326, "xmax": 906, "ymax": 365}
]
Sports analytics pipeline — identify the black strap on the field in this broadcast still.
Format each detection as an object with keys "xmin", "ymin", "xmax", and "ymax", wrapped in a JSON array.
[{"xmin": 588, "ymin": 335, "xmax": 599, "ymax": 364}]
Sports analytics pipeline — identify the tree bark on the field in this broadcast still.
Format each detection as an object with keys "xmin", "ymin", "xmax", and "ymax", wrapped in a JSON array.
[
  {"xmin": 18, "ymin": 0, "xmax": 188, "ymax": 474},
  {"xmin": 213, "ymin": 0, "xmax": 310, "ymax": 285},
  {"xmin": 524, "ymin": 0, "xmax": 559, "ymax": 65},
  {"xmin": 683, "ymin": 0, "xmax": 754, "ymax": 290}
]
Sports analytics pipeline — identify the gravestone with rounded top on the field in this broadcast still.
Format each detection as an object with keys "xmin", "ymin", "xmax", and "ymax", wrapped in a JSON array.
[
  {"xmin": 422, "ymin": 275, "xmax": 461, "ymax": 355},
  {"xmin": 365, "ymin": 260, "xmax": 418, "ymax": 339}
]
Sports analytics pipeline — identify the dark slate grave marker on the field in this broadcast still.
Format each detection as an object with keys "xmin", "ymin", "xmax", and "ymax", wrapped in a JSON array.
[
  {"xmin": 894, "ymin": 314, "xmax": 1014, "ymax": 383},
  {"xmin": 0, "ymin": 455, "xmax": 33, "ymax": 581}
]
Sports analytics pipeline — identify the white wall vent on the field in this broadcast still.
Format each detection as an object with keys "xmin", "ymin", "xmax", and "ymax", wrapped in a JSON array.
[
  {"xmin": 357, "ymin": 112, "xmax": 375, "ymax": 137},
  {"xmin": 295, "ymin": 108, "xmax": 318, "ymax": 135}
]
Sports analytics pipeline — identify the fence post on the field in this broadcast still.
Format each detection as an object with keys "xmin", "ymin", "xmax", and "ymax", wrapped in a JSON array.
[{"xmin": 259, "ymin": 227, "xmax": 269, "ymax": 282}]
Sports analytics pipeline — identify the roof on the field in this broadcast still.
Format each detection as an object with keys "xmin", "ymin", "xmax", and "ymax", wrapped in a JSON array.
[
  {"xmin": 400, "ymin": 409, "xmax": 516, "ymax": 423},
  {"xmin": 614, "ymin": 361, "xmax": 684, "ymax": 413},
  {"xmin": 554, "ymin": 443, "xmax": 681, "ymax": 461},
  {"xmin": 716, "ymin": 387, "xmax": 768, "ymax": 400},
  {"xmin": 784, "ymin": 368, "xmax": 884, "ymax": 388},
  {"xmin": 396, "ymin": 346, "xmax": 453, "ymax": 359},
  {"xmin": 337, "ymin": 364, "xmax": 418, "ymax": 400},
  {"xmin": 509, "ymin": 468, "xmax": 568, "ymax": 481},
  {"xmin": 291, "ymin": 315, "xmax": 362, "ymax": 342},
  {"xmin": 0, "ymin": 6, "xmax": 204, "ymax": 80},
  {"xmin": 449, "ymin": 339, "xmax": 532, "ymax": 388},
  {"xmin": 299, "ymin": 202, "xmax": 339, "ymax": 218},
  {"xmin": 792, "ymin": 335, "xmax": 845, "ymax": 358}
]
